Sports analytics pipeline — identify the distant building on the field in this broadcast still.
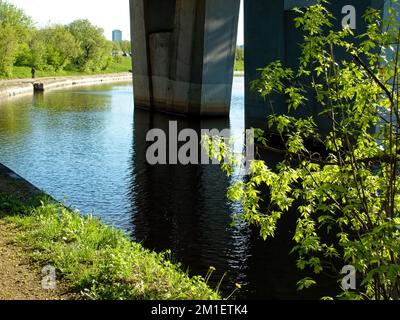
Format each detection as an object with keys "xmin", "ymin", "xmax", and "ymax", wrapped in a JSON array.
[{"xmin": 112, "ymin": 30, "xmax": 122, "ymax": 42}]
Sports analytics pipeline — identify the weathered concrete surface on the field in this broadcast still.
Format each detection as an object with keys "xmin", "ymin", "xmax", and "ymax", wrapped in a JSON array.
[
  {"xmin": 130, "ymin": 0, "xmax": 393, "ymax": 124},
  {"xmin": 244, "ymin": 0, "xmax": 285, "ymax": 129},
  {"xmin": 32, "ymin": 73, "xmax": 132, "ymax": 92},
  {"xmin": 130, "ymin": 0, "xmax": 240, "ymax": 116},
  {"xmin": 0, "ymin": 81, "xmax": 35, "ymax": 100}
]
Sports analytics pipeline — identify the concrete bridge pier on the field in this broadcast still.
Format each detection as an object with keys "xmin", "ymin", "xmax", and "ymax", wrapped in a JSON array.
[
  {"xmin": 244, "ymin": 0, "xmax": 286, "ymax": 129},
  {"xmin": 244, "ymin": 0, "xmax": 387, "ymax": 129},
  {"xmin": 130, "ymin": 0, "xmax": 240, "ymax": 117}
]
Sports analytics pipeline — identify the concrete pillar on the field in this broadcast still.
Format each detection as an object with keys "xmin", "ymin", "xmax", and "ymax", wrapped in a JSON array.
[
  {"xmin": 244, "ymin": 0, "xmax": 285, "ymax": 129},
  {"xmin": 244, "ymin": 0, "xmax": 385, "ymax": 129},
  {"xmin": 130, "ymin": 0, "xmax": 240, "ymax": 117}
]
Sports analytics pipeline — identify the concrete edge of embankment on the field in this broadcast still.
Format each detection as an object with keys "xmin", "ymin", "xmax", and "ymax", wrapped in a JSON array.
[
  {"xmin": 0, "ymin": 72, "xmax": 133, "ymax": 102},
  {"xmin": 0, "ymin": 163, "xmax": 43, "ymax": 201},
  {"xmin": 0, "ymin": 83, "xmax": 35, "ymax": 100},
  {"xmin": 33, "ymin": 73, "xmax": 133, "ymax": 92},
  {"xmin": 1, "ymin": 72, "xmax": 246, "ymax": 102}
]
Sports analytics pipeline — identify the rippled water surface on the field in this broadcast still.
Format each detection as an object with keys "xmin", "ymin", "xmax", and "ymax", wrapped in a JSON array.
[{"xmin": 0, "ymin": 78, "xmax": 335, "ymax": 299}]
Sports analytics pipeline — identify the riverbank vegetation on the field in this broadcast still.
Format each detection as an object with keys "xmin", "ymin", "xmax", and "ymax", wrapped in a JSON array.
[
  {"xmin": 206, "ymin": 2, "xmax": 400, "ymax": 300},
  {"xmin": 0, "ymin": 194, "xmax": 220, "ymax": 300},
  {"xmin": 6, "ymin": 56, "xmax": 132, "ymax": 79},
  {"xmin": 235, "ymin": 46, "xmax": 244, "ymax": 72},
  {"xmin": 0, "ymin": 0, "xmax": 132, "ymax": 79}
]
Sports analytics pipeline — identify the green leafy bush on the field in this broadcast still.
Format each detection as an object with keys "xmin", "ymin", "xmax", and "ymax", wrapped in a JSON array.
[{"xmin": 205, "ymin": 1, "xmax": 400, "ymax": 300}]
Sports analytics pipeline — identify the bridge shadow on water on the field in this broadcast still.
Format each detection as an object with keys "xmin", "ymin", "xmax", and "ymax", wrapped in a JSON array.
[{"xmin": 128, "ymin": 108, "xmax": 338, "ymax": 300}]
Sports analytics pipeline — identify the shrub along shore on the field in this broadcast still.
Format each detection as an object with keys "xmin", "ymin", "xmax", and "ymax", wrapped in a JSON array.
[{"xmin": 0, "ymin": 56, "xmax": 133, "ymax": 81}]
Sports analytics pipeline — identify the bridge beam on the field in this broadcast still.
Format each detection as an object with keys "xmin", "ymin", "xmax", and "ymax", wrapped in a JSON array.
[{"xmin": 130, "ymin": 0, "xmax": 240, "ymax": 116}]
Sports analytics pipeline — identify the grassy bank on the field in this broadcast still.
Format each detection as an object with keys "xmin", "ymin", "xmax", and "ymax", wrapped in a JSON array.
[
  {"xmin": 0, "ymin": 194, "xmax": 220, "ymax": 300},
  {"xmin": 3, "ymin": 57, "xmax": 243, "ymax": 79},
  {"xmin": 0, "ymin": 57, "xmax": 132, "ymax": 80},
  {"xmin": 234, "ymin": 60, "xmax": 244, "ymax": 72}
]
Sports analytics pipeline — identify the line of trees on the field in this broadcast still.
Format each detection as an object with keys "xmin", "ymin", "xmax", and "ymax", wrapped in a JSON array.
[
  {"xmin": 235, "ymin": 46, "xmax": 244, "ymax": 71},
  {"xmin": 0, "ymin": 0, "xmax": 130, "ymax": 77},
  {"xmin": 112, "ymin": 40, "xmax": 132, "ymax": 56}
]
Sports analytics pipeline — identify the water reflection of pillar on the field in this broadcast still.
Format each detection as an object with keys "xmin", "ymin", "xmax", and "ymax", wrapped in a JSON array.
[
  {"xmin": 129, "ymin": 108, "xmax": 251, "ymax": 295},
  {"xmin": 239, "ymin": 148, "xmax": 340, "ymax": 299}
]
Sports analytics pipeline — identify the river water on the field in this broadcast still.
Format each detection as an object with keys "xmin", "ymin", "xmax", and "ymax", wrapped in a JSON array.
[{"xmin": 0, "ymin": 77, "xmax": 336, "ymax": 299}]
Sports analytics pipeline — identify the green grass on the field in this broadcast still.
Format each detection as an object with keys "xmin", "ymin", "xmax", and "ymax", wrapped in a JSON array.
[
  {"xmin": 1, "ymin": 57, "xmax": 132, "ymax": 80},
  {"xmin": 3, "ymin": 57, "xmax": 242, "ymax": 79},
  {"xmin": 234, "ymin": 59, "xmax": 244, "ymax": 72},
  {"xmin": 0, "ymin": 194, "xmax": 220, "ymax": 300}
]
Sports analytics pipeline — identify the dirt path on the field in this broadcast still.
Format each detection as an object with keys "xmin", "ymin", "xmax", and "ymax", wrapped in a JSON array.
[
  {"xmin": 0, "ymin": 162, "xmax": 75, "ymax": 300},
  {"xmin": 0, "ymin": 219, "xmax": 71, "ymax": 300}
]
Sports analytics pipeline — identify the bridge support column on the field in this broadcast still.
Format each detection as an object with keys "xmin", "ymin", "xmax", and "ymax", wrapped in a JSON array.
[
  {"xmin": 244, "ymin": 0, "xmax": 386, "ymax": 129},
  {"xmin": 130, "ymin": 0, "xmax": 240, "ymax": 116},
  {"xmin": 244, "ymin": 0, "xmax": 285, "ymax": 129}
]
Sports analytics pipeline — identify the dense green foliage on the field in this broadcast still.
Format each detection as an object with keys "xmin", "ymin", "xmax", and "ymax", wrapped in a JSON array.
[
  {"xmin": 0, "ymin": 56, "xmax": 132, "ymax": 80},
  {"xmin": 0, "ymin": 194, "xmax": 220, "ymax": 300},
  {"xmin": 113, "ymin": 40, "xmax": 132, "ymax": 55},
  {"xmin": 0, "ymin": 1, "xmax": 131, "ymax": 77},
  {"xmin": 205, "ymin": 1, "xmax": 400, "ymax": 300},
  {"xmin": 68, "ymin": 19, "xmax": 112, "ymax": 72},
  {"xmin": 0, "ymin": 0, "xmax": 32, "ymax": 75},
  {"xmin": 235, "ymin": 46, "xmax": 244, "ymax": 72}
]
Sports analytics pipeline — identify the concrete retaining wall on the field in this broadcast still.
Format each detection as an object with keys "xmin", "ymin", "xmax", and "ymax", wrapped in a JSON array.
[
  {"xmin": 0, "ymin": 163, "xmax": 42, "ymax": 200},
  {"xmin": 33, "ymin": 73, "xmax": 133, "ymax": 92},
  {"xmin": 131, "ymin": 0, "xmax": 240, "ymax": 116},
  {"xmin": 0, "ymin": 73, "xmax": 133, "ymax": 102},
  {"xmin": 0, "ymin": 83, "xmax": 35, "ymax": 100}
]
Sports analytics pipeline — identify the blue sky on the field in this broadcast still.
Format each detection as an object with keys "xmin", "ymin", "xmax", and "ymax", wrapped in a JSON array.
[{"xmin": 8, "ymin": 0, "xmax": 244, "ymax": 44}]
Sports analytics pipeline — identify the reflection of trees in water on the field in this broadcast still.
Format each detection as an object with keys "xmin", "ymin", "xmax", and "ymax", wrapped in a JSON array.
[
  {"xmin": 0, "ymin": 90, "xmax": 110, "ymax": 137},
  {"xmin": 0, "ymin": 82, "xmax": 131, "ymax": 143},
  {"xmin": 33, "ymin": 89, "xmax": 112, "ymax": 112},
  {"xmin": 0, "ymin": 97, "xmax": 34, "ymax": 136},
  {"xmin": 29, "ymin": 84, "xmax": 130, "ymax": 133}
]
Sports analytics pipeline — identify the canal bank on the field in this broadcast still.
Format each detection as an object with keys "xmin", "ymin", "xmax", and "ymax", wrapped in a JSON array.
[
  {"xmin": 0, "ymin": 163, "xmax": 42, "ymax": 200},
  {"xmin": 0, "ymin": 163, "xmax": 220, "ymax": 300},
  {"xmin": 0, "ymin": 78, "xmax": 275, "ymax": 299},
  {"xmin": 0, "ymin": 164, "xmax": 72, "ymax": 300},
  {"xmin": 0, "ymin": 72, "xmax": 244, "ymax": 101},
  {"xmin": 0, "ymin": 72, "xmax": 132, "ymax": 101}
]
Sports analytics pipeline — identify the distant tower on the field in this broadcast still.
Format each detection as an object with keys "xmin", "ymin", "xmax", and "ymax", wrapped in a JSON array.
[{"xmin": 112, "ymin": 29, "xmax": 122, "ymax": 42}]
